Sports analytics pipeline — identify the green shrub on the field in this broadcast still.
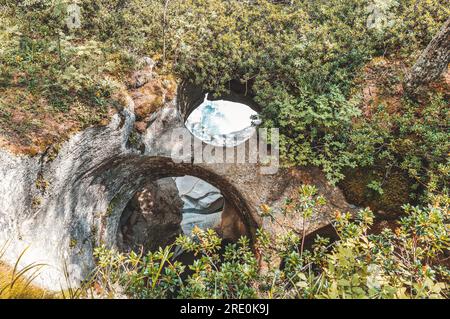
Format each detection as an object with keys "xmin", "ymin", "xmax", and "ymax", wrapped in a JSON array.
[{"xmin": 87, "ymin": 185, "xmax": 449, "ymax": 299}]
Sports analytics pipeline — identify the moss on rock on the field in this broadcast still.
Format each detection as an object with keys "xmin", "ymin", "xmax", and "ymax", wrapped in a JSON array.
[{"xmin": 339, "ymin": 167, "xmax": 414, "ymax": 217}]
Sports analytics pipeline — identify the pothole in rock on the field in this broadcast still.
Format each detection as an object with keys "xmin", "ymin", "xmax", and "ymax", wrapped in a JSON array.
[
  {"xmin": 116, "ymin": 175, "xmax": 248, "ymax": 256},
  {"xmin": 185, "ymin": 94, "xmax": 261, "ymax": 147}
]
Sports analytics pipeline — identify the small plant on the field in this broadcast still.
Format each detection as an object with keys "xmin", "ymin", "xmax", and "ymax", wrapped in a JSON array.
[
  {"xmin": 367, "ymin": 180, "xmax": 384, "ymax": 195},
  {"xmin": 69, "ymin": 239, "xmax": 77, "ymax": 249},
  {"xmin": 35, "ymin": 173, "xmax": 50, "ymax": 192},
  {"xmin": 31, "ymin": 196, "xmax": 42, "ymax": 209}
]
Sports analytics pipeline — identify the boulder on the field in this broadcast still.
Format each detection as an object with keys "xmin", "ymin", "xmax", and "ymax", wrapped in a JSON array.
[
  {"xmin": 127, "ymin": 57, "xmax": 156, "ymax": 89},
  {"xmin": 181, "ymin": 212, "xmax": 222, "ymax": 236},
  {"xmin": 174, "ymin": 176, "xmax": 224, "ymax": 215}
]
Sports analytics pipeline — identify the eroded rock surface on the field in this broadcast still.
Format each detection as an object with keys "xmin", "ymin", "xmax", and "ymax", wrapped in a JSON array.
[
  {"xmin": 175, "ymin": 176, "xmax": 224, "ymax": 215},
  {"xmin": 0, "ymin": 72, "xmax": 357, "ymax": 291}
]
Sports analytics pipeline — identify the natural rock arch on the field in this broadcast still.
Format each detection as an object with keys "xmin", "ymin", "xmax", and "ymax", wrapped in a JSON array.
[
  {"xmin": 0, "ymin": 82, "xmax": 356, "ymax": 291},
  {"xmin": 89, "ymin": 154, "xmax": 259, "ymax": 248}
]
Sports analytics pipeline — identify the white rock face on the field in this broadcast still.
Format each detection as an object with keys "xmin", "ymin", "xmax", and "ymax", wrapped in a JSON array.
[
  {"xmin": 185, "ymin": 96, "xmax": 259, "ymax": 147},
  {"xmin": 0, "ymin": 102, "xmax": 136, "ymax": 291},
  {"xmin": 175, "ymin": 176, "xmax": 224, "ymax": 214}
]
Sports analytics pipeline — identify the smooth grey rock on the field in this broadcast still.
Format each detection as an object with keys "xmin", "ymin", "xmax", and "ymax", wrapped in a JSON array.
[
  {"xmin": 181, "ymin": 212, "xmax": 222, "ymax": 236},
  {"xmin": 0, "ymin": 98, "xmax": 136, "ymax": 291},
  {"xmin": 175, "ymin": 176, "xmax": 224, "ymax": 214}
]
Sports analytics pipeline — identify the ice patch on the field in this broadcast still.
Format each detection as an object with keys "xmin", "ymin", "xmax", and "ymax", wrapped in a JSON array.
[{"xmin": 186, "ymin": 95, "xmax": 259, "ymax": 147}]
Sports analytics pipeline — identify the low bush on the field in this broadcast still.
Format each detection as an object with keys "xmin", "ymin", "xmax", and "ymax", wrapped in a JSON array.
[{"xmin": 86, "ymin": 185, "xmax": 449, "ymax": 299}]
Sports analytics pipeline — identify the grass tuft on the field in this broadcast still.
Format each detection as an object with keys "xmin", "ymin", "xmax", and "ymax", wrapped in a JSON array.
[{"xmin": 0, "ymin": 242, "xmax": 56, "ymax": 299}]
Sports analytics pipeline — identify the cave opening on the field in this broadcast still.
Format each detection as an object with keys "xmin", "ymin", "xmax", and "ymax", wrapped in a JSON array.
[
  {"xmin": 185, "ymin": 94, "xmax": 261, "ymax": 147},
  {"xmin": 116, "ymin": 174, "xmax": 249, "ymax": 256}
]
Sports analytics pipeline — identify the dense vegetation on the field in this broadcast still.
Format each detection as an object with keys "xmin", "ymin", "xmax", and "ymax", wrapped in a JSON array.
[
  {"xmin": 72, "ymin": 186, "xmax": 448, "ymax": 299},
  {"xmin": 0, "ymin": 0, "xmax": 448, "ymax": 299},
  {"xmin": 1, "ymin": 0, "xmax": 448, "ymax": 186}
]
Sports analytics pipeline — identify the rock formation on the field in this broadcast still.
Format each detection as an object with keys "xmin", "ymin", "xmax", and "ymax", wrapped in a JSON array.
[
  {"xmin": 0, "ymin": 64, "xmax": 357, "ymax": 290},
  {"xmin": 175, "ymin": 176, "xmax": 224, "ymax": 236}
]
